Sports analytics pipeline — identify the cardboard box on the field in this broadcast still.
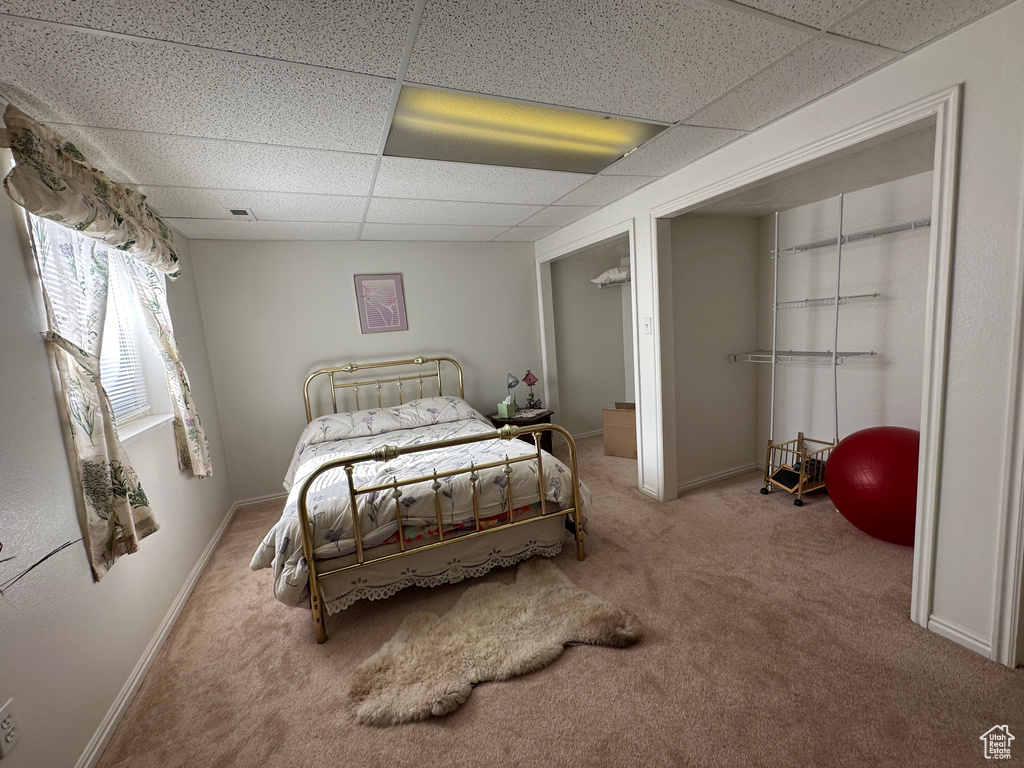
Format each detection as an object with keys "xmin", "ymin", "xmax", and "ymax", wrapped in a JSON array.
[{"xmin": 602, "ymin": 402, "xmax": 636, "ymax": 458}]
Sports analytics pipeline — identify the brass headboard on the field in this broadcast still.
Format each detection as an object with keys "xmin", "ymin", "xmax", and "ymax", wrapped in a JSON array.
[{"xmin": 303, "ymin": 356, "xmax": 465, "ymax": 423}]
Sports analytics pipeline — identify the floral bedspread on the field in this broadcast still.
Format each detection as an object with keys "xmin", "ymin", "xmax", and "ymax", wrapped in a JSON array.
[{"xmin": 251, "ymin": 396, "xmax": 589, "ymax": 606}]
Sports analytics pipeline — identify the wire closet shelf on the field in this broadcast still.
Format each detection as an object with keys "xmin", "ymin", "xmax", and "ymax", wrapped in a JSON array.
[{"xmin": 728, "ymin": 200, "xmax": 929, "ymax": 504}]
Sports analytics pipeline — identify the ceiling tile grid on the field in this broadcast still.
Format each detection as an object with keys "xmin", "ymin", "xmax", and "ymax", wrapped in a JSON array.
[
  {"xmin": 360, "ymin": 222, "xmax": 511, "ymax": 241},
  {"xmin": 830, "ymin": 0, "xmax": 1016, "ymax": 52},
  {"xmin": 601, "ymin": 125, "xmax": 748, "ymax": 177},
  {"xmin": 53, "ymin": 127, "xmax": 378, "ymax": 195},
  {"xmin": 373, "ymin": 156, "xmax": 593, "ymax": 206},
  {"xmin": 170, "ymin": 219, "xmax": 361, "ymax": 241},
  {"xmin": 686, "ymin": 36, "xmax": 899, "ymax": 131},
  {"xmin": 516, "ymin": 205, "xmax": 604, "ymax": 228},
  {"xmin": 0, "ymin": 0, "xmax": 415, "ymax": 76},
  {"xmin": 0, "ymin": 18, "xmax": 394, "ymax": 154},
  {"xmin": 405, "ymin": 0, "xmax": 812, "ymax": 123},
  {"xmin": 366, "ymin": 197, "xmax": 544, "ymax": 227},
  {"xmin": 135, "ymin": 187, "xmax": 367, "ymax": 223},
  {"xmin": 733, "ymin": 0, "xmax": 872, "ymax": 30},
  {"xmin": 553, "ymin": 175, "xmax": 659, "ymax": 207},
  {"xmin": 0, "ymin": 0, "xmax": 1012, "ymax": 242},
  {"xmin": 493, "ymin": 226, "xmax": 562, "ymax": 242}
]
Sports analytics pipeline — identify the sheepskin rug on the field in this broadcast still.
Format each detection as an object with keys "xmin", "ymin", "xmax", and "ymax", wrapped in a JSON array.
[{"xmin": 348, "ymin": 558, "xmax": 643, "ymax": 726}]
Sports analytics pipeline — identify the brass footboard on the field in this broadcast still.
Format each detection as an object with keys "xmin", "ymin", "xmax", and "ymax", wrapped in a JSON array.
[{"xmin": 294, "ymin": 423, "xmax": 585, "ymax": 643}]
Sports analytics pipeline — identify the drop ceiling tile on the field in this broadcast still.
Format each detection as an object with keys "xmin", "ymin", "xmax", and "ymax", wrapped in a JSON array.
[
  {"xmin": 0, "ymin": 0, "xmax": 414, "ymax": 77},
  {"xmin": 0, "ymin": 19, "xmax": 393, "ymax": 154},
  {"xmin": 406, "ymin": 0, "xmax": 810, "ymax": 123},
  {"xmin": 517, "ymin": 206, "xmax": 602, "ymax": 228},
  {"xmin": 366, "ymin": 198, "xmax": 542, "ymax": 226},
  {"xmin": 685, "ymin": 37, "xmax": 897, "ymax": 132},
  {"xmin": 493, "ymin": 227, "xmax": 562, "ymax": 242},
  {"xmin": 136, "ymin": 187, "xmax": 365, "ymax": 223},
  {"xmin": 373, "ymin": 157, "xmax": 591, "ymax": 206},
  {"xmin": 552, "ymin": 175, "xmax": 656, "ymax": 207},
  {"xmin": 830, "ymin": 0, "xmax": 1014, "ymax": 52},
  {"xmin": 732, "ymin": 0, "xmax": 868, "ymax": 30},
  {"xmin": 169, "ymin": 219, "xmax": 360, "ymax": 240},
  {"xmin": 52, "ymin": 127, "xmax": 377, "ymax": 195},
  {"xmin": 601, "ymin": 125, "xmax": 747, "ymax": 177},
  {"xmin": 360, "ymin": 223, "xmax": 511, "ymax": 241}
]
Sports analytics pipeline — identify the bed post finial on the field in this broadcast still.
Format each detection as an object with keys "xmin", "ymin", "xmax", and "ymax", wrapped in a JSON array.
[
  {"xmin": 373, "ymin": 444, "xmax": 400, "ymax": 462},
  {"xmin": 497, "ymin": 424, "xmax": 521, "ymax": 440}
]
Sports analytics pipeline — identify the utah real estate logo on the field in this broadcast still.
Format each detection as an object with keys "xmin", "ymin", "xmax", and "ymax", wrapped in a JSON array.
[{"xmin": 980, "ymin": 725, "xmax": 1014, "ymax": 760}]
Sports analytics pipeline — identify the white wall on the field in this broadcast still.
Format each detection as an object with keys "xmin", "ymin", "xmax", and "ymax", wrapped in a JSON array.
[
  {"xmin": 188, "ymin": 239, "xmax": 544, "ymax": 502},
  {"xmin": 672, "ymin": 216, "xmax": 759, "ymax": 489},
  {"xmin": 549, "ymin": 251, "xmax": 629, "ymax": 436},
  {"xmin": 535, "ymin": 1, "xmax": 1024, "ymax": 657},
  {"xmin": 756, "ymin": 172, "xmax": 932, "ymax": 450},
  {"xmin": 621, "ymin": 257, "xmax": 635, "ymax": 403},
  {"xmin": 0, "ymin": 152, "xmax": 234, "ymax": 768}
]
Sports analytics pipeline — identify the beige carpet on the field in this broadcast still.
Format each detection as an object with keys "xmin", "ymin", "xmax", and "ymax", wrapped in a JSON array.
[{"xmin": 96, "ymin": 436, "xmax": 1024, "ymax": 767}]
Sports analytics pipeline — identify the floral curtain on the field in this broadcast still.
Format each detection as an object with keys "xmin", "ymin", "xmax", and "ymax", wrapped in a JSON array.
[
  {"xmin": 3, "ymin": 103, "xmax": 181, "ymax": 278},
  {"xmin": 119, "ymin": 256, "xmax": 213, "ymax": 477},
  {"xmin": 29, "ymin": 216, "xmax": 159, "ymax": 580},
  {"xmin": 5, "ymin": 106, "xmax": 214, "ymax": 578}
]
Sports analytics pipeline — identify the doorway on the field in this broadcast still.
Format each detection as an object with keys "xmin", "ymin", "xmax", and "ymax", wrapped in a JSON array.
[
  {"xmin": 536, "ymin": 224, "xmax": 640, "ymax": 478},
  {"xmin": 648, "ymin": 88, "xmax": 960, "ymax": 637}
]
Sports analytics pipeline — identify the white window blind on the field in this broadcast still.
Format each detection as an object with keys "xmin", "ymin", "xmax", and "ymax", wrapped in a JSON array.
[
  {"xmin": 100, "ymin": 258, "xmax": 150, "ymax": 423},
  {"xmin": 31, "ymin": 215, "xmax": 150, "ymax": 425}
]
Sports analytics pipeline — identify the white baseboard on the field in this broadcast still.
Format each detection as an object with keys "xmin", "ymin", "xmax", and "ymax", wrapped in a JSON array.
[
  {"xmin": 927, "ymin": 614, "xmax": 993, "ymax": 658},
  {"xmin": 677, "ymin": 463, "xmax": 760, "ymax": 495},
  {"xmin": 76, "ymin": 501, "xmax": 239, "ymax": 768},
  {"xmin": 573, "ymin": 429, "xmax": 604, "ymax": 441},
  {"xmin": 235, "ymin": 491, "xmax": 288, "ymax": 509}
]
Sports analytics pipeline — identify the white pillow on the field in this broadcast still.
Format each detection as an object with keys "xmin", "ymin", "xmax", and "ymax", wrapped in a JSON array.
[{"xmin": 590, "ymin": 266, "xmax": 630, "ymax": 285}]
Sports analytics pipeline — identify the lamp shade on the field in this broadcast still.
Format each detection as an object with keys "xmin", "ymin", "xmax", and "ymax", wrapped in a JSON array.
[{"xmin": 506, "ymin": 373, "xmax": 519, "ymax": 391}]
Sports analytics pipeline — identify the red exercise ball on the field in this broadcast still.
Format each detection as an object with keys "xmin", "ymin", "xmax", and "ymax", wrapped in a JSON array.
[{"xmin": 825, "ymin": 426, "xmax": 920, "ymax": 546}]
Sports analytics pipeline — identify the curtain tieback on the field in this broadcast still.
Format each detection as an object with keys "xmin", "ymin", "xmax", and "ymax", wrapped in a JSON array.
[{"xmin": 42, "ymin": 330, "xmax": 100, "ymax": 376}]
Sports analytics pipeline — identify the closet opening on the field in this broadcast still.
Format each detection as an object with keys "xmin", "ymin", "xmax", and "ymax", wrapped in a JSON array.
[
  {"xmin": 544, "ymin": 230, "xmax": 638, "ymax": 465},
  {"xmin": 663, "ymin": 117, "xmax": 937, "ymax": 495},
  {"xmin": 668, "ymin": 117, "xmax": 936, "ymax": 498},
  {"xmin": 656, "ymin": 109, "xmax": 947, "ymax": 627}
]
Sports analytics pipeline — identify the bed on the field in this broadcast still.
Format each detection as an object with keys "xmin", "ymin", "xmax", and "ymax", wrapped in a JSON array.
[{"xmin": 250, "ymin": 356, "xmax": 590, "ymax": 642}]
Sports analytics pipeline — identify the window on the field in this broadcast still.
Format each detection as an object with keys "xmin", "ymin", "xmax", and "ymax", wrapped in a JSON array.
[
  {"xmin": 100, "ymin": 257, "xmax": 150, "ymax": 423},
  {"xmin": 30, "ymin": 214, "xmax": 151, "ymax": 426}
]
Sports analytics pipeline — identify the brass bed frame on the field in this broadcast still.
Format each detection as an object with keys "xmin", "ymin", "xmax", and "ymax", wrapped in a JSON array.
[{"xmin": 296, "ymin": 356, "xmax": 585, "ymax": 643}]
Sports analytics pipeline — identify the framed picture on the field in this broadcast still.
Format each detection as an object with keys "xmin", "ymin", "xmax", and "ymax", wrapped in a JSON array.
[{"xmin": 354, "ymin": 273, "xmax": 408, "ymax": 334}]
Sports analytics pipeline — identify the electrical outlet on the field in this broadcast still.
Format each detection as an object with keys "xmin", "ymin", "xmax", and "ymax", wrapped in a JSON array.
[{"xmin": 0, "ymin": 699, "xmax": 20, "ymax": 758}]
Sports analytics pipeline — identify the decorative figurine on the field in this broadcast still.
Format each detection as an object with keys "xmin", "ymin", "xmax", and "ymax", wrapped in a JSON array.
[{"xmin": 522, "ymin": 370, "xmax": 541, "ymax": 409}]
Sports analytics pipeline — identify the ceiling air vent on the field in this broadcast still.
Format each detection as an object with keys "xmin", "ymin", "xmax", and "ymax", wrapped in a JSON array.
[{"xmin": 227, "ymin": 208, "xmax": 256, "ymax": 221}]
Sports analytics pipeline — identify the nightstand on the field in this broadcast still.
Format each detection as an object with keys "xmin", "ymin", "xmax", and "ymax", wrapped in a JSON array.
[{"xmin": 487, "ymin": 409, "xmax": 555, "ymax": 454}]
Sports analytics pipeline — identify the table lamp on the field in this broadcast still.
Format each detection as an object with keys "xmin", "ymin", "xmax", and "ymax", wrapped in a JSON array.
[{"xmin": 498, "ymin": 373, "xmax": 519, "ymax": 417}]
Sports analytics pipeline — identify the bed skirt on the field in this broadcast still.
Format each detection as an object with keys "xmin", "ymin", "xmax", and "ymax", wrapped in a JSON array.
[{"xmin": 319, "ymin": 516, "xmax": 566, "ymax": 615}]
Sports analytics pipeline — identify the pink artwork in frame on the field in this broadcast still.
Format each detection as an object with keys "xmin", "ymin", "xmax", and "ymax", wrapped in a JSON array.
[{"xmin": 355, "ymin": 273, "xmax": 408, "ymax": 334}]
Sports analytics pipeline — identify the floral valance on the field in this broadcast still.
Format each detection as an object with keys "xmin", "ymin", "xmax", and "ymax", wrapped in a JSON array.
[{"xmin": 2, "ymin": 104, "xmax": 180, "ymax": 278}]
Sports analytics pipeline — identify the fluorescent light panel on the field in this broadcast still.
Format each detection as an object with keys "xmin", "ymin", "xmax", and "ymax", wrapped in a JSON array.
[{"xmin": 385, "ymin": 86, "xmax": 667, "ymax": 174}]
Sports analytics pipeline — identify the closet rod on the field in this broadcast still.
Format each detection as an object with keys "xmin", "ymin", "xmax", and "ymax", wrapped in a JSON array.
[
  {"xmin": 728, "ymin": 350, "xmax": 876, "ymax": 364},
  {"xmin": 771, "ymin": 216, "xmax": 930, "ymax": 256},
  {"xmin": 776, "ymin": 292, "xmax": 878, "ymax": 310}
]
